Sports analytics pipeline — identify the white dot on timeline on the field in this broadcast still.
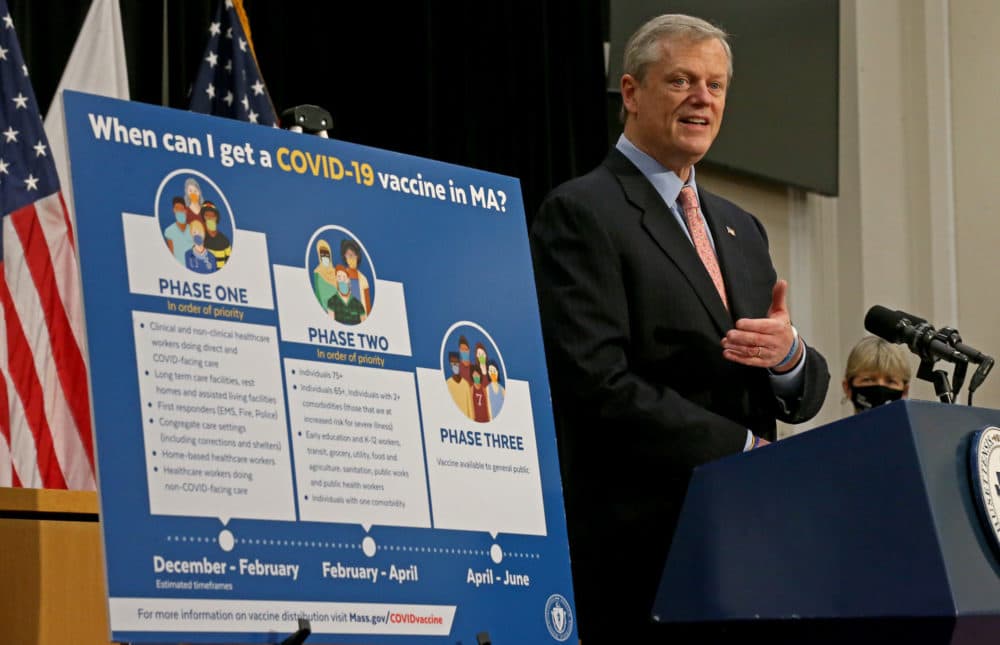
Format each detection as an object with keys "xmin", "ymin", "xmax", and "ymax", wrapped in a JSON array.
[
  {"xmin": 362, "ymin": 536, "xmax": 377, "ymax": 557},
  {"xmin": 490, "ymin": 543, "xmax": 503, "ymax": 564},
  {"xmin": 218, "ymin": 529, "xmax": 235, "ymax": 552}
]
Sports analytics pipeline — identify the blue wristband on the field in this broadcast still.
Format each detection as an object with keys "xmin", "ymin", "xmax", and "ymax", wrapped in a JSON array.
[{"xmin": 773, "ymin": 326, "xmax": 800, "ymax": 370}]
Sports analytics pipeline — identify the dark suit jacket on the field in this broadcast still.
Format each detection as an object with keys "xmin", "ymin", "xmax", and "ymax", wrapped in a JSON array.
[{"xmin": 530, "ymin": 149, "xmax": 830, "ymax": 641}]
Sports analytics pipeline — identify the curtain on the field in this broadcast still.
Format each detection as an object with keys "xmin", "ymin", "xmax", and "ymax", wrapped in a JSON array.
[{"xmin": 12, "ymin": 0, "xmax": 608, "ymax": 218}]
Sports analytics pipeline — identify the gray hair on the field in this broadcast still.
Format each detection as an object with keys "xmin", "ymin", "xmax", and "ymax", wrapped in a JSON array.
[
  {"xmin": 184, "ymin": 177, "xmax": 202, "ymax": 207},
  {"xmin": 619, "ymin": 14, "xmax": 733, "ymax": 122}
]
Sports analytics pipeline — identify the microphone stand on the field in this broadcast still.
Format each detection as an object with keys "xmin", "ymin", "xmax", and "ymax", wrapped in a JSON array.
[
  {"xmin": 916, "ymin": 356, "xmax": 955, "ymax": 404},
  {"xmin": 281, "ymin": 104, "xmax": 333, "ymax": 137},
  {"xmin": 913, "ymin": 326, "xmax": 996, "ymax": 405}
]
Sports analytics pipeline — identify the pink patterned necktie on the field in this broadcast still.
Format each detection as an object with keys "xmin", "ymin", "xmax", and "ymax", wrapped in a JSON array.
[{"xmin": 678, "ymin": 186, "xmax": 728, "ymax": 309}]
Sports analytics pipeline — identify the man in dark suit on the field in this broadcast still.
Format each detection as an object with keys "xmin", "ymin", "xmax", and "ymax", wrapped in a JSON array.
[{"xmin": 530, "ymin": 14, "xmax": 830, "ymax": 643}]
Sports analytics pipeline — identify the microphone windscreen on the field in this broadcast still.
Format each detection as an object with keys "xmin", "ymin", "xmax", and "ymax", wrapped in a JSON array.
[{"xmin": 864, "ymin": 305, "xmax": 906, "ymax": 343}]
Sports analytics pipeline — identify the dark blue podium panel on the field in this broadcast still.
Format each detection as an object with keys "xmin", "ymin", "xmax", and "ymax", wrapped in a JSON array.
[{"xmin": 655, "ymin": 400, "xmax": 1000, "ymax": 642}]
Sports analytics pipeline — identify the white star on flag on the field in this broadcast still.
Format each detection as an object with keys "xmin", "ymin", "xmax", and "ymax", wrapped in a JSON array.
[
  {"xmin": 0, "ymin": 45, "xmax": 7, "ymax": 60},
  {"xmin": 2, "ymin": 14, "xmax": 11, "ymax": 29},
  {"xmin": 11, "ymin": 91, "xmax": 26, "ymax": 108},
  {"xmin": 23, "ymin": 173, "xmax": 38, "ymax": 190},
  {"xmin": 189, "ymin": 0, "xmax": 278, "ymax": 127},
  {"xmin": 33, "ymin": 140, "xmax": 46, "ymax": 157},
  {"xmin": 0, "ymin": 158, "xmax": 8, "ymax": 174},
  {"xmin": 3, "ymin": 125, "xmax": 17, "ymax": 142}
]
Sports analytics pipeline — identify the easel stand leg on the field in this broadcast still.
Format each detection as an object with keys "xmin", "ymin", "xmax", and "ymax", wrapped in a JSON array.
[{"xmin": 280, "ymin": 618, "xmax": 312, "ymax": 645}]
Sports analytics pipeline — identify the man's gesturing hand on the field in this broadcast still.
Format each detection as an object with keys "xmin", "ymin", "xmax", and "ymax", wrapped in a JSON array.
[{"xmin": 721, "ymin": 279, "xmax": 801, "ymax": 372}]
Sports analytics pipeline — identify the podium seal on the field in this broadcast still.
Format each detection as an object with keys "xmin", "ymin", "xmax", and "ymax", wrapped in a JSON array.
[{"xmin": 970, "ymin": 426, "xmax": 1000, "ymax": 557}]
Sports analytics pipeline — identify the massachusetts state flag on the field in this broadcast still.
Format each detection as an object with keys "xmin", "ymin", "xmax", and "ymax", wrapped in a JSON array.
[
  {"xmin": 190, "ymin": 0, "xmax": 278, "ymax": 126},
  {"xmin": 0, "ymin": 0, "xmax": 95, "ymax": 489}
]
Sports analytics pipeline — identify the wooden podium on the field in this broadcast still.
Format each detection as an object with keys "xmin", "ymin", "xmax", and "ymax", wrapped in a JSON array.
[{"xmin": 0, "ymin": 487, "xmax": 110, "ymax": 645}]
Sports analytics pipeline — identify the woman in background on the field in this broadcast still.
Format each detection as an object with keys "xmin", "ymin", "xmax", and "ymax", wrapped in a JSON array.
[{"xmin": 843, "ymin": 336, "xmax": 912, "ymax": 413}]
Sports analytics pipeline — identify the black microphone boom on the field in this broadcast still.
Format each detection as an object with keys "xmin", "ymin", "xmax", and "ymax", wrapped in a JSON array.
[{"xmin": 864, "ymin": 305, "xmax": 969, "ymax": 365}]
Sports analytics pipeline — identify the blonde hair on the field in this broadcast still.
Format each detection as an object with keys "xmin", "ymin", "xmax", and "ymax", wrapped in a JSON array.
[{"xmin": 844, "ymin": 336, "xmax": 912, "ymax": 384}]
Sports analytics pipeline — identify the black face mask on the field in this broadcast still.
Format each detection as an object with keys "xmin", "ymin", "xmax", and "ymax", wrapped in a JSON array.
[{"xmin": 850, "ymin": 384, "xmax": 904, "ymax": 412}]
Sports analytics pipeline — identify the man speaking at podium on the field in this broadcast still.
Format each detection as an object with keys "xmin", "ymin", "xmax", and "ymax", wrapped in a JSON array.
[{"xmin": 530, "ymin": 14, "xmax": 830, "ymax": 642}]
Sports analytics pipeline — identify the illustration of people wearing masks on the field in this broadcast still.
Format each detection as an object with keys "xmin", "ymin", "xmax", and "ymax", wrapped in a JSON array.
[
  {"xmin": 163, "ymin": 196, "xmax": 194, "ymax": 263},
  {"xmin": 473, "ymin": 342, "xmax": 490, "ymax": 385},
  {"xmin": 201, "ymin": 201, "xmax": 231, "ymax": 269},
  {"xmin": 312, "ymin": 239, "xmax": 339, "ymax": 312},
  {"xmin": 340, "ymin": 238, "xmax": 371, "ymax": 315},
  {"xmin": 184, "ymin": 219, "xmax": 215, "ymax": 274},
  {"xmin": 184, "ymin": 177, "xmax": 205, "ymax": 222},
  {"xmin": 457, "ymin": 336, "xmax": 473, "ymax": 384},
  {"xmin": 446, "ymin": 352, "xmax": 474, "ymax": 419},
  {"xmin": 470, "ymin": 369, "xmax": 490, "ymax": 422},
  {"xmin": 486, "ymin": 360, "xmax": 505, "ymax": 419},
  {"xmin": 327, "ymin": 265, "xmax": 367, "ymax": 325}
]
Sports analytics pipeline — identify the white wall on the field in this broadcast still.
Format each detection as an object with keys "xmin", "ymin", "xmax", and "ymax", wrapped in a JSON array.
[
  {"xmin": 950, "ymin": 0, "xmax": 1000, "ymax": 409},
  {"xmin": 697, "ymin": 0, "xmax": 1000, "ymax": 435}
]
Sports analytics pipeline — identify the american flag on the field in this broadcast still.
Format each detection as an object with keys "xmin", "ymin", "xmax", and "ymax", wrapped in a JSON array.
[
  {"xmin": 0, "ymin": 1, "xmax": 94, "ymax": 489},
  {"xmin": 190, "ymin": 0, "xmax": 278, "ymax": 126}
]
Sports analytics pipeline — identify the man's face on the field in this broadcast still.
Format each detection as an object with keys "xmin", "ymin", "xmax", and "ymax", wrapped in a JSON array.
[{"xmin": 621, "ymin": 37, "xmax": 728, "ymax": 178}]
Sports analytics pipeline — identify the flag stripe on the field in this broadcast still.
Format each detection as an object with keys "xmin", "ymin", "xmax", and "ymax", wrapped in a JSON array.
[
  {"xmin": 0, "ymin": 377, "xmax": 9, "ymax": 488},
  {"xmin": 0, "ymin": 278, "xmax": 10, "ymax": 488},
  {"xmin": 1, "ymin": 277, "xmax": 40, "ymax": 489},
  {"xmin": 9, "ymin": 202, "xmax": 94, "ymax": 487},
  {"xmin": 47, "ymin": 193, "xmax": 90, "ymax": 367},
  {"xmin": 36, "ymin": 193, "xmax": 91, "ymax": 397},
  {"xmin": 0, "ymin": 262, "xmax": 67, "ymax": 489}
]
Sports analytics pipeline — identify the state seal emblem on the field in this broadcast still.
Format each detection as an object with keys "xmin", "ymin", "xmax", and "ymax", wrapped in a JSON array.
[
  {"xmin": 969, "ymin": 426, "xmax": 1000, "ymax": 557},
  {"xmin": 544, "ymin": 593, "xmax": 573, "ymax": 642}
]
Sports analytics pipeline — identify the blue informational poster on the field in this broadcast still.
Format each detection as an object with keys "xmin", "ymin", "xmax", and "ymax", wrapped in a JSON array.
[{"xmin": 63, "ymin": 91, "xmax": 577, "ymax": 644}]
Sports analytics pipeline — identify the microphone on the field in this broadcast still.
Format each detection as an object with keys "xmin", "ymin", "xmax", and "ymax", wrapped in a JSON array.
[
  {"xmin": 931, "ymin": 327, "xmax": 991, "ymax": 364},
  {"xmin": 863, "ymin": 305, "xmax": 969, "ymax": 365}
]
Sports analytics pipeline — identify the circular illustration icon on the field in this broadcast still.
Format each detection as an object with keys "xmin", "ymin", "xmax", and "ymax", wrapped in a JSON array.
[
  {"xmin": 441, "ymin": 322, "xmax": 506, "ymax": 423},
  {"xmin": 306, "ymin": 226, "xmax": 376, "ymax": 325},
  {"xmin": 155, "ymin": 170, "xmax": 235, "ymax": 274}
]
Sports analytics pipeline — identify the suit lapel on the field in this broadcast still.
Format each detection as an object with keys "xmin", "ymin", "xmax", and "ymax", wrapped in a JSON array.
[{"xmin": 605, "ymin": 151, "xmax": 732, "ymax": 334}]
